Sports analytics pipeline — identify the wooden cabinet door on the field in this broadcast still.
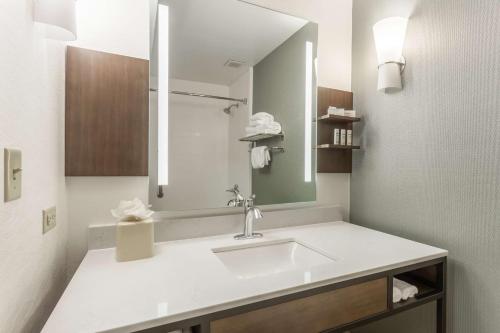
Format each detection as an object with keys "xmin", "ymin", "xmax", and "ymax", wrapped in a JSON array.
[{"xmin": 65, "ymin": 46, "xmax": 149, "ymax": 176}]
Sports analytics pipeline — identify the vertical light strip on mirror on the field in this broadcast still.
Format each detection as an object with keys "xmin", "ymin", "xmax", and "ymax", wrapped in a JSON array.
[
  {"xmin": 158, "ymin": 4, "xmax": 169, "ymax": 186},
  {"xmin": 304, "ymin": 41, "xmax": 313, "ymax": 183}
]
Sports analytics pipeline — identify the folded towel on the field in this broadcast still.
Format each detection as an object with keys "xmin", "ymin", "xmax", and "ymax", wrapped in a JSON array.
[
  {"xmin": 251, "ymin": 146, "xmax": 271, "ymax": 169},
  {"xmin": 393, "ymin": 278, "xmax": 419, "ymax": 300},
  {"xmin": 251, "ymin": 112, "xmax": 274, "ymax": 123},
  {"xmin": 327, "ymin": 106, "xmax": 345, "ymax": 116},
  {"xmin": 245, "ymin": 122, "xmax": 282, "ymax": 136},
  {"xmin": 393, "ymin": 287, "xmax": 402, "ymax": 303},
  {"xmin": 249, "ymin": 118, "xmax": 272, "ymax": 126}
]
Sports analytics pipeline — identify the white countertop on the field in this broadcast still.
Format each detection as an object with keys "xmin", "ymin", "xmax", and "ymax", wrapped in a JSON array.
[{"xmin": 42, "ymin": 222, "xmax": 447, "ymax": 333}]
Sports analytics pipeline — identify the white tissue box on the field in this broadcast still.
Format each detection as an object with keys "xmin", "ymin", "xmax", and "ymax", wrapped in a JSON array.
[{"xmin": 116, "ymin": 219, "xmax": 154, "ymax": 262}]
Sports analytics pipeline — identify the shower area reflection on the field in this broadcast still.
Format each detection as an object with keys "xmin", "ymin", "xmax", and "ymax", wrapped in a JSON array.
[{"xmin": 164, "ymin": 73, "xmax": 253, "ymax": 210}]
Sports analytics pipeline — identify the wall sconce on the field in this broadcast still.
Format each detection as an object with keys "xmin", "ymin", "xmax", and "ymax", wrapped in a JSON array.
[
  {"xmin": 33, "ymin": 0, "xmax": 77, "ymax": 41},
  {"xmin": 373, "ymin": 17, "xmax": 408, "ymax": 92}
]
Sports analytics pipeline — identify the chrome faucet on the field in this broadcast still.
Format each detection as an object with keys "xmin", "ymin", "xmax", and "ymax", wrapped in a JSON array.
[{"xmin": 234, "ymin": 194, "xmax": 263, "ymax": 240}]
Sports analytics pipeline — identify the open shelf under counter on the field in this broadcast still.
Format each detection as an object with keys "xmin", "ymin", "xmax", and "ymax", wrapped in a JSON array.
[
  {"xmin": 317, "ymin": 114, "xmax": 361, "ymax": 123},
  {"xmin": 392, "ymin": 276, "xmax": 443, "ymax": 312},
  {"xmin": 316, "ymin": 144, "xmax": 361, "ymax": 150},
  {"xmin": 239, "ymin": 132, "xmax": 284, "ymax": 142}
]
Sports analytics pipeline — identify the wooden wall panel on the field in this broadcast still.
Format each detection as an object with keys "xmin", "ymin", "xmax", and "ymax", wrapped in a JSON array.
[
  {"xmin": 65, "ymin": 46, "xmax": 149, "ymax": 176},
  {"xmin": 317, "ymin": 87, "xmax": 354, "ymax": 173},
  {"xmin": 317, "ymin": 87, "xmax": 353, "ymax": 117}
]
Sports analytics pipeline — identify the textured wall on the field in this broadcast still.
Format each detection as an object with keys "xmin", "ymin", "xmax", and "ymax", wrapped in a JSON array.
[
  {"xmin": 0, "ymin": 0, "xmax": 68, "ymax": 331},
  {"xmin": 351, "ymin": 0, "xmax": 500, "ymax": 332}
]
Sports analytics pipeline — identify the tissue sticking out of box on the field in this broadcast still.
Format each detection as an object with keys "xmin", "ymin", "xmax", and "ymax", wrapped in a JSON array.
[{"xmin": 111, "ymin": 198, "xmax": 154, "ymax": 222}]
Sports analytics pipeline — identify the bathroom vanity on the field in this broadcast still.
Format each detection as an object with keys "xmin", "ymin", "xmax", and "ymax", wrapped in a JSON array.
[{"xmin": 42, "ymin": 222, "xmax": 447, "ymax": 333}]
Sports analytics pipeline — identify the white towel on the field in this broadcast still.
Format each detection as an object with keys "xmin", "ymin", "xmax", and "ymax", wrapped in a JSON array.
[
  {"xmin": 245, "ymin": 122, "xmax": 282, "ymax": 136},
  {"xmin": 251, "ymin": 112, "xmax": 274, "ymax": 123},
  {"xmin": 393, "ymin": 287, "xmax": 402, "ymax": 303},
  {"xmin": 249, "ymin": 118, "xmax": 272, "ymax": 126},
  {"xmin": 251, "ymin": 146, "xmax": 271, "ymax": 169},
  {"xmin": 327, "ymin": 106, "xmax": 345, "ymax": 116},
  {"xmin": 393, "ymin": 278, "xmax": 419, "ymax": 300}
]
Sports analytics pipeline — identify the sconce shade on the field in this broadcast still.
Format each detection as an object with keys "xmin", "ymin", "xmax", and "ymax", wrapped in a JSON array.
[
  {"xmin": 34, "ymin": 0, "xmax": 77, "ymax": 41},
  {"xmin": 373, "ymin": 17, "xmax": 408, "ymax": 64},
  {"xmin": 373, "ymin": 17, "xmax": 408, "ymax": 91}
]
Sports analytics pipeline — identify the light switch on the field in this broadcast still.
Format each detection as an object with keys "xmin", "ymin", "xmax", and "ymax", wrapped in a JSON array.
[
  {"xmin": 4, "ymin": 148, "xmax": 22, "ymax": 202},
  {"xmin": 43, "ymin": 206, "xmax": 56, "ymax": 234}
]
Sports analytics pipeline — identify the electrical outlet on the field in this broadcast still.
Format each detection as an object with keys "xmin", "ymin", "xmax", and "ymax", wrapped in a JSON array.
[{"xmin": 43, "ymin": 206, "xmax": 56, "ymax": 234}]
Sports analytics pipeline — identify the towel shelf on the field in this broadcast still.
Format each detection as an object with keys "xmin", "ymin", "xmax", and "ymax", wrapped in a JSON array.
[
  {"xmin": 316, "ymin": 114, "xmax": 361, "ymax": 123},
  {"xmin": 239, "ymin": 133, "xmax": 284, "ymax": 142},
  {"xmin": 316, "ymin": 144, "xmax": 360, "ymax": 150},
  {"xmin": 247, "ymin": 146, "xmax": 285, "ymax": 153}
]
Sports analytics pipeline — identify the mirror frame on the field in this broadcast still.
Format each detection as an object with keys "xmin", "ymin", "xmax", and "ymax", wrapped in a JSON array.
[{"xmin": 149, "ymin": 0, "xmax": 320, "ymax": 215}]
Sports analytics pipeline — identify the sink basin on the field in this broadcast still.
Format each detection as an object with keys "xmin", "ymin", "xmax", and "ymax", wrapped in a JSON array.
[{"xmin": 212, "ymin": 239, "xmax": 336, "ymax": 279}]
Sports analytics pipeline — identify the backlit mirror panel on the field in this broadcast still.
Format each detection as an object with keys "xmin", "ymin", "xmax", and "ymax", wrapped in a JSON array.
[{"xmin": 150, "ymin": 0, "xmax": 318, "ymax": 211}]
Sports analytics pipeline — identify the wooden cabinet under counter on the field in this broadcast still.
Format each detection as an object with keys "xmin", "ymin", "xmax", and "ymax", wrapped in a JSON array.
[{"xmin": 210, "ymin": 278, "xmax": 387, "ymax": 333}]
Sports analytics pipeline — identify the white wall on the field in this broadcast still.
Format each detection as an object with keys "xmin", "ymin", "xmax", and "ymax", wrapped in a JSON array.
[
  {"xmin": 245, "ymin": 0, "xmax": 353, "ymax": 217},
  {"xmin": 150, "ymin": 75, "xmax": 253, "ymax": 211},
  {"xmin": 246, "ymin": 0, "xmax": 352, "ymax": 90},
  {"xmin": 70, "ymin": 0, "xmax": 149, "ymax": 59},
  {"xmin": 157, "ymin": 79, "xmax": 231, "ymax": 210},
  {"xmin": 66, "ymin": 0, "xmax": 150, "ymax": 276},
  {"xmin": 0, "ymin": 1, "xmax": 68, "ymax": 331}
]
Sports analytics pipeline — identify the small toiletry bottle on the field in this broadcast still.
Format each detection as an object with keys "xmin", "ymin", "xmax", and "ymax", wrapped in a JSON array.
[
  {"xmin": 347, "ymin": 130, "xmax": 352, "ymax": 146},
  {"xmin": 340, "ymin": 129, "xmax": 346, "ymax": 145},
  {"xmin": 333, "ymin": 129, "xmax": 340, "ymax": 145}
]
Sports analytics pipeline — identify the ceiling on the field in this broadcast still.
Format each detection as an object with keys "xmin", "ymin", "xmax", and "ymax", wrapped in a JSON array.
[{"xmin": 153, "ymin": 0, "xmax": 308, "ymax": 86}]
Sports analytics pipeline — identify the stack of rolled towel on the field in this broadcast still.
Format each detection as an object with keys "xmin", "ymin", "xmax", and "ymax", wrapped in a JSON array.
[
  {"xmin": 245, "ymin": 112, "xmax": 282, "ymax": 136},
  {"xmin": 392, "ymin": 278, "xmax": 419, "ymax": 303}
]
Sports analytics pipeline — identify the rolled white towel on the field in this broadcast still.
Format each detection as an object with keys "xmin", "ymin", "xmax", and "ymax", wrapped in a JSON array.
[
  {"xmin": 393, "ymin": 286, "xmax": 402, "ymax": 303},
  {"xmin": 251, "ymin": 146, "xmax": 271, "ymax": 169},
  {"xmin": 250, "ymin": 112, "xmax": 274, "ymax": 122},
  {"xmin": 393, "ymin": 278, "xmax": 419, "ymax": 300}
]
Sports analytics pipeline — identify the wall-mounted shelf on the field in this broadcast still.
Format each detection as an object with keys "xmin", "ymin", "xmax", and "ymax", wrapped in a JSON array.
[
  {"xmin": 317, "ymin": 114, "xmax": 361, "ymax": 123},
  {"xmin": 316, "ymin": 144, "xmax": 361, "ymax": 150},
  {"xmin": 239, "ymin": 132, "xmax": 284, "ymax": 142},
  {"xmin": 317, "ymin": 87, "xmax": 358, "ymax": 174}
]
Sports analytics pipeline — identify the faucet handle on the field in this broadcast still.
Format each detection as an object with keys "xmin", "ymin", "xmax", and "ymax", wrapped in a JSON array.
[{"xmin": 226, "ymin": 184, "xmax": 240, "ymax": 194}]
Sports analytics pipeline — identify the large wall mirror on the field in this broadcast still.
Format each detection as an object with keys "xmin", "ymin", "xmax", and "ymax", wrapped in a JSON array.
[{"xmin": 149, "ymin": 0, "xmax": 318, "ymax": 212}]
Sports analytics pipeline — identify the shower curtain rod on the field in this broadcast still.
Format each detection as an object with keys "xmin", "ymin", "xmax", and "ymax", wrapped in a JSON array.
[{"xmin": 149, "ymin": 88, "xmax": 247, "ymax": 105}]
